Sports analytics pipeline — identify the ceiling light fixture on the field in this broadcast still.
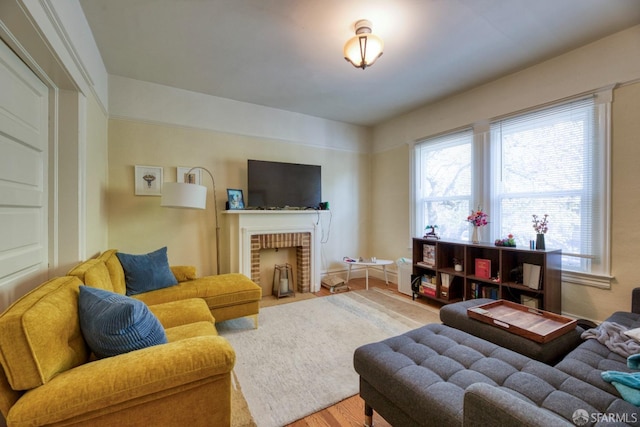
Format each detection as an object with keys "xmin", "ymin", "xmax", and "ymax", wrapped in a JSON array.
[{"xmin": 343, "ymin": 19, "xmax": 384, "ymax": 70}]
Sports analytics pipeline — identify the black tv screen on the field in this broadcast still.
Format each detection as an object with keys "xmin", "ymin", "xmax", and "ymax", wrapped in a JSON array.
[{"xmin": 248, "ymin": 160, "xmax": 321, "ymax": 209}]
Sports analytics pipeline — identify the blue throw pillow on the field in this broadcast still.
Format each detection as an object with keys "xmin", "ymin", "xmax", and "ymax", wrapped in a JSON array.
[
  {"xmin": 116, "ymin": 247, "xmax": 178, "ymax": 296},
  {"xmin": 78, "ymin": 286, "xmax": 168, "ymax": 359}
]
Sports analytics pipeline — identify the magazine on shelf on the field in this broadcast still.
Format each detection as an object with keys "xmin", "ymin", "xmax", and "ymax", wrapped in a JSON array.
[
  {"xmin": 422, "ymin": 244, "xmax": 436, "ymax": 266},
  {"xmin": 523, "ymin": 263, "xmax": 542, "ymax": 290}
]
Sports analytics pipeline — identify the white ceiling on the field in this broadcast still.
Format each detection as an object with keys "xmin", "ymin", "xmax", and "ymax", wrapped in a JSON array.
[{"xmin": 79, "ymin": 0, "xmax": 640, "ymax": 127}]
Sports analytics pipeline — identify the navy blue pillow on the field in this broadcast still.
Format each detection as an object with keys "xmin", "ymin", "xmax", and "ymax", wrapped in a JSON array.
[
  {"xmin": 116, "ymin": 247, "xmax": 178, "ymax": 296},
  {"xmin": 78, "ymin": 286, "xmax": 168, "ymax": 359}
]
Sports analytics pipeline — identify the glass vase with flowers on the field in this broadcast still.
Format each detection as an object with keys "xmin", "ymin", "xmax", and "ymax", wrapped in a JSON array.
[{"xmin": 467, "ymin": 207, "xmax": 488, "ymax": 244}]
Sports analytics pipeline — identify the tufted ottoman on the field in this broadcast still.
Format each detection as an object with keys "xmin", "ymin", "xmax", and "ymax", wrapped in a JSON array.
[
  {"xmin": 440, "ymin": 298, "xmax": 584, "ymax": 364},
  {"xmin": 353, "ymin": 323, "xmax": 639, "ymax": 426}
]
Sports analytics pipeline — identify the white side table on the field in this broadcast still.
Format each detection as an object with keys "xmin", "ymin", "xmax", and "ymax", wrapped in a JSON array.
[{"xmin": 344, "ymin": 259, "xmax": 393, "ymax": 290}]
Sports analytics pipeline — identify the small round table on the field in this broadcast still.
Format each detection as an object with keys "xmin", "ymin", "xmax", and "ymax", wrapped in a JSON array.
[{"xmin": 344, "ymin": 259, "xmax": 393, "ymax": 290}]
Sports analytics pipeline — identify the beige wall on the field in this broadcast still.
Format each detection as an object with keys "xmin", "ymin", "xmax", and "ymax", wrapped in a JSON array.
[
  {"xmin": 562, "ymin": 81, "xmax": 640, "ymax": 320},
  {"xmin": 370, "ymin": 25, "xmax": 640, "ymax": 322},
  {"xmin": 370, "ymin": 144, "xmax": 412, "ymax": 262},
  {"xmin": 85, "ymin": 92, "xmax": 109, "ymax": 258},
  {"xmin": 108, "ymin": 119, "xmax": 370, "ymax": 278}
]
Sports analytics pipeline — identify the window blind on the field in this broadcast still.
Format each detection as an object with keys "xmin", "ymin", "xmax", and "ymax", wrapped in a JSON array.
[{"xmin": 490, "ymin": 97, "xmax": 601, "ymax": 273}]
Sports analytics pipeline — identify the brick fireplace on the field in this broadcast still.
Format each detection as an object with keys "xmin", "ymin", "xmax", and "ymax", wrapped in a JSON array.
[
  {"xmin": 222, "ymin": 211, "xmax": 326, "ymax": 292},
  {"xmin": 251, "ymin": 232, "xmax": 311, "ymax": 292}
]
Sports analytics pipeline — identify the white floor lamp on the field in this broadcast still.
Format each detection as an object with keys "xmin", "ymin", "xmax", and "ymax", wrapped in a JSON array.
[{"xmin": 161, "ymin": 167, "xmax": 220, "ymax": 275}]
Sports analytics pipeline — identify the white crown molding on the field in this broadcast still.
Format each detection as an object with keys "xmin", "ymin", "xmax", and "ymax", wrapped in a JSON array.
[
  {"xmin": 109, "ymin": 75, "xmax": 372, "ymax": 153},
  {"xmin": 20, "ymin": 0, "xmax": 109, "ymax": 113}
]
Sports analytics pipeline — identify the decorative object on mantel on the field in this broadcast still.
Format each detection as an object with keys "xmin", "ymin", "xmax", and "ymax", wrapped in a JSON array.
[
  {"xmin": 226, "ymin": 188, "xmax": 245, "ymax": 210},
  {"xmin": 424, "ymin": 225, "xmax": 440, "ymax": 239},
  {"xmin": 467, "ymin": 207, "xmax": 488, "ymax": 244},
  {"xmin": 495, "ymin": 234, "xmax": 517, "ymax": 247},
  {"xmin": 134, "ymin": 165, "xmax": 163, "ymax": 196},
  {"xmin": 161, "ymin": 166, "xmax": 221, "ymax": 274},
  {"xmin": 532, "ymin": 214, "xmax": 549, "ymax": 250},
  {"xmin": 343, "ymin": 19, "xmax": 384, "ymax": 70}
]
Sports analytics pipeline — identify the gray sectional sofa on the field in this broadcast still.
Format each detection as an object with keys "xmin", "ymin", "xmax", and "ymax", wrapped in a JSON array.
[{"xmin": 354, "ymin": 290, "xmax": 640, "ymax": 426}]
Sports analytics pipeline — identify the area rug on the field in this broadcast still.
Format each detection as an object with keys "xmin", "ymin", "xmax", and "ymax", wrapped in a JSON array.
[
  {"xmin": 219, "ymin": 289, "xmax": 440, "ymax": 427},
  {"xmin": 259, "ymin": 291, "xmax": 316, "ymax": 308}
]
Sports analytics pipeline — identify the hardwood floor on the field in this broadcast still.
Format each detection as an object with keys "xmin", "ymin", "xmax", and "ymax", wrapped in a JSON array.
[
  {"xmin": 284, "ymin": 276, "xmax": 441, "ymax": 427},
  {"xmin": 286, "ymin": 395, "xmax": 390, "ymax": 427}
]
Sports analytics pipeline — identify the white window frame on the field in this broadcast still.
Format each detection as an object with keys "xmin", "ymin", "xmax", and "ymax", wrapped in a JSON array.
[
  {"xmin": 411, "ymin": 129, "xmax": 475, "ymax": 241},
  {"xmin": 410, "ymin": 88, "xmax": 613, "ymax": 288}
]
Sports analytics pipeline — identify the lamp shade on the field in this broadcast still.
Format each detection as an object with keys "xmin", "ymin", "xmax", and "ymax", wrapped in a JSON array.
[
  {"xmin": 344, "ymin": 19, "xmax": 384, "ymax": 69},
  {"xmin": 161, "ymin": 182, "xmax": 207, "ymax": 209}
]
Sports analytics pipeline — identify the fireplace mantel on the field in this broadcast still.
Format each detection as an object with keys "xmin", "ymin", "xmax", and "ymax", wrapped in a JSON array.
[{"xmin": 221, "ymin": 210, "xmax": 328, "ymax": 292}]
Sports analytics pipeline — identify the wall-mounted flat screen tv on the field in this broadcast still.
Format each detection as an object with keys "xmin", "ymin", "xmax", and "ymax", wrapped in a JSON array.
[{"xmin": 247, "ymin": 160, "xmax": 321, "ymax": 209}]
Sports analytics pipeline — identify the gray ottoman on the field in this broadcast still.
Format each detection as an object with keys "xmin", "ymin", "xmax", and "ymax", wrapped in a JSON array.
[
  {"xmin": 440, "ymin": 299, "xmax": 584, "ymax": 364},
  {"xmin": 353, "ymin": 323, "xmax": 638, "ymax": 426}
]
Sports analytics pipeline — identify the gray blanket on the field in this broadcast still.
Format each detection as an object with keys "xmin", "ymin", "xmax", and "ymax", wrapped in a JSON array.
[{"xmin": 582, "ymin": 321, "xmax": 640, "ymax": 358}]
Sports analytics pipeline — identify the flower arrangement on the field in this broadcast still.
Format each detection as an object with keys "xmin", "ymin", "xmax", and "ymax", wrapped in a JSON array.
[
  {"xmin": 495, "ymin": 234, "xmax": 516, "ymax": 247},
  {"xmin": 467, "ymin": 208, "xmax": 488, "ymax": 227},
  {"xmin": 532, "ymin": 214, "xmax": 549, "ymax": 234}
]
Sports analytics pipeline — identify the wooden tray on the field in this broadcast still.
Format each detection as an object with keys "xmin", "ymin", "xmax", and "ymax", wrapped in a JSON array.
[{"xmin": 467, "ymin": 300, "xmax": 577, "ymax": 343}]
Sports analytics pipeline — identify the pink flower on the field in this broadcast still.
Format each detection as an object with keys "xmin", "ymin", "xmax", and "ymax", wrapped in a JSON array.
[
  {"xmin": 467, "ymin": 208, "xmax": 488, "ymax": 227},
  {"xmin": 532, "ymin": 214, "xmax": 549, "ymax": 234}
]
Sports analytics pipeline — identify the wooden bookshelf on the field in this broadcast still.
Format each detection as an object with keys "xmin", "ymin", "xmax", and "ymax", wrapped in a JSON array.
[{"xmin": 411, "ymin": 238, "xmax": 562, "ymax": 313}]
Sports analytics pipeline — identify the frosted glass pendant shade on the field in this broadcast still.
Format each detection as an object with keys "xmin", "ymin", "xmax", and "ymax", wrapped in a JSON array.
[{"xmin": 343, "ymin": 19, "xmax": 384, "ymax": 69}]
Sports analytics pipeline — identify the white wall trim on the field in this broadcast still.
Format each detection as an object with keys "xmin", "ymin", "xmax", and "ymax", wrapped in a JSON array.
[{"xmin": 78, "ymin": 93, "xmax": 87, "ymax": 260}]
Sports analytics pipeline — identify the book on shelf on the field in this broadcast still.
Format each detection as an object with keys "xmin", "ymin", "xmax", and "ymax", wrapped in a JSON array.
[
  {"xmin": 470, "ymin": 282, "xmax": 498, "ymax": 299},
  {"xmin": 470, "ymin": 282, "xmax": 479, "ymax": 299},
  {"xmin": 417, "ymin": 261, "xmax": 435, "ymax": 268},
  {"xmin": 481, "ymin": 286, "xmax": 499, "ymax": 299},
  {"xmin": 420, "ymin": 275, "xmax": 436, "ymax": 296},
  {"xmin": 474, "ymin": 258, "xmax": 491, "ymax": 279},
  {"xmin": 440, "ymin": 273, "xmax": 450, "ymax": 298},
  {"xmin": 440, "ymin": 273, "xmax": 450, "ymax": 288},
  {"xmin": 422, "ymin": 244, "xmax": 436, "ymax": 266},
  {"xmin": 523, "ymin": 263, "xmax": 542, "ymax": 290}
]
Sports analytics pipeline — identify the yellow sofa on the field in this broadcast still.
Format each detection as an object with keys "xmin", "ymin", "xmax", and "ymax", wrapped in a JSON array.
[
  {"xmin": 75, "ymin": 249, "xmax": 262, "ymax": 328},
  {"xmin": 0, "ymin": 250, "xmax": 262, "ymax": 426}
]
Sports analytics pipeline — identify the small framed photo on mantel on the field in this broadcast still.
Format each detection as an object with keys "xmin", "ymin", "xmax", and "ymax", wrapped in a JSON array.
[
  {"xmin": 227, "ymin": 189, "xmax": 245, "ymax": 210},
  {"xmin": 134, "ymin": 165, "xmax": 163, "ymax": 196}
]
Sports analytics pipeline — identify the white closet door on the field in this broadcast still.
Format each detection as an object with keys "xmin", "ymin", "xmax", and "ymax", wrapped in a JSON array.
[{"xmin": 0, "ymin": 39, "xmax": 49, "ymax": 305}]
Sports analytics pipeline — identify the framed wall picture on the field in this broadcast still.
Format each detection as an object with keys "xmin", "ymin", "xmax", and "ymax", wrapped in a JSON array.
[
  {"xmin": 135, "ymin": 165, "xmax": 163, "ymax": 196},
  {"xmin": 177, "ymin": 166, "xmax": 202, "ymax": 185},
  {"xmin": 227, "ymin": 189, "xmax": 245, "ymax": 210}
]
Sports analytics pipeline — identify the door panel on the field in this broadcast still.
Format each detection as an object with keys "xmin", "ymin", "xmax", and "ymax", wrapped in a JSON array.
[{"xmin": 0, "ymin": 39, "xmax": 48, "ymax": 308}]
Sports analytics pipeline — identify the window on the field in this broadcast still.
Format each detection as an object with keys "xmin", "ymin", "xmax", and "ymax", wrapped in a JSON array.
[
  {"xmin": 414, "ymin": 129, "xmax": 473, "ymax": 240},
  {"xmin": 413, "ymin": 91, "xmax": 611, "ymax": 286}
]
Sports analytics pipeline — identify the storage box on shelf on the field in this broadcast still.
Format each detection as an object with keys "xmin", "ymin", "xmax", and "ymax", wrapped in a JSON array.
[{"xmin": 411, "ymin": 238, "xmax": 562, "ymax": 313}]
